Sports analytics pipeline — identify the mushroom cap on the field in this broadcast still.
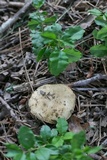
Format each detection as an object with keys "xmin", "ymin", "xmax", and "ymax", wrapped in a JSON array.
[{"xmin": 28, "ymin": 84, "xmax": 76, "ymax": 124}]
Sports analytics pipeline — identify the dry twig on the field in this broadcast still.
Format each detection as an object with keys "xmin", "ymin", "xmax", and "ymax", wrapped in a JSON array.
[
  {"xmin": 0, "ymin": 1, "xmax": 24, "ymax": 7},
  {"xmin": 0, "ymin": 0, "xmax": 32, "ymax": 35}
]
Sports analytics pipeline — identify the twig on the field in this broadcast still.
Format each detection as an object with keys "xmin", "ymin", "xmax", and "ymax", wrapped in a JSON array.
[
  {"xmin": 0, "ymin": 97, "xmax": 17, "ymax": 120},
  {"xmin": 69, "ymin": 74, "xmax": 107, "ymax": 87},
  {"xmin": 56, "ymin": 0, "xmax": 76, "ymax": 23},
  {"xmin": 6, "ymin": 77, "xmax": 56, "ymax": 93},
  {"xmin": 0, "ymin": 1, "xmax": 24, "ymax": 7},
  {"xmin": 73, "ymin": 88, "xmax": 107, "ymax": 92},
  {"xmin": 18, "ymin": 27, "xmax": 34, "ymax": 92},
  {"xmin": 0, "ymin": 0, "xmax": 32, "ymax": 35}
]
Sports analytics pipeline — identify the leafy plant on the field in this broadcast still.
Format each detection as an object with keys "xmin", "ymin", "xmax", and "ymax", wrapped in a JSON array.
[
  {"xmin": 5, "ymin": 118, "xmax": 101, "ymax": 160},
  {"xmin": 88, "ymin": 8, "xmax": 107, "ymax": 58},
  {"xmin": 28, "ymin": 0, "xmax": 85, "ymax": 76}
]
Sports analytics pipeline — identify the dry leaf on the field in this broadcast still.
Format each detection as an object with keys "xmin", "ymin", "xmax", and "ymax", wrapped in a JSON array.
[{"xmin": 68, "ymin": 115, "xmax": 89, "ymax": 133}]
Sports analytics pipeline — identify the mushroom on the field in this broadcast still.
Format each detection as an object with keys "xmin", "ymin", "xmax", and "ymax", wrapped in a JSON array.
[{"xmin": 28, "ymin": 84, "xmax": 76, "ymax": 124}]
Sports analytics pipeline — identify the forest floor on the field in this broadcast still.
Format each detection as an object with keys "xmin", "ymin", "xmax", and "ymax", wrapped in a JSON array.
[{"xmin": 0, "ymin": 0, "xmax": 107, "ymax": 159}]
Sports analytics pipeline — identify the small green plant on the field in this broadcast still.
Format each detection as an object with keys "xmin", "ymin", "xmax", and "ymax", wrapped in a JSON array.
[
  {"xmin": 28, "ymin": 0, "xmax": 85, "ymax": 76},
  {"xmin": 88, "ymin": 8, "xmax": 107, "ymax": 58},
  {"xmin": 5, "ymin": 118, "xmax": 101, "ymax": 160}
]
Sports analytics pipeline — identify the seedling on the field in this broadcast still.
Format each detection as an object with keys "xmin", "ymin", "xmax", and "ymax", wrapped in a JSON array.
[
  {"xmin": 28, "ymin": 0, "xmax": 85, "ymax": 76},
  {"xmin": 5, "ymin": 118, "xmax": 101, "ymax": 160},
  {"xmin": 89, "ymin": 8, "xmax": 107, "ymax": 58}
]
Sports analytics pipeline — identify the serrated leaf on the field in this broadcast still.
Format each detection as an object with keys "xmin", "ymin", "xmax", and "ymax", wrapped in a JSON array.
[
  {"xmin": 88, "ymin": 9, "xmax": 102, "ymax": 16},
  {"xmin": 49, "ymin": 50, "xmax": 69, "ymax": 76},
  {"xmin": 35, "ymin": 147, "xmax": 51, "ymax": 160},
  {"xmin": 18, "ymin": 126, "xmax": 35, "ymax": 150},
  {"xmin": 40, "ymin": 125, "xmax": 51, "ymax": 141},
  {"xmin": 90, "ymin": 44, "xmax": 107, "ymax": 57},
  {"xmin": 31, "ymin": 31, "xmax": 44, "ymax": 49},
  {"xmin": 63, "ymin": 48, "xmax": 82, "ymax": 63},
  {"xmin": 56, "ymin": 118, "xmax": 68, "ymax": 135},
  {"xmin": 63, "ymin": 26, "xmax": 85, "ymax": 41},
  {"xmin": 5, "ymin": 143, "xmax": 22, "ymax": 158},
  {"xmin": 52, "ymin": 136, "xmax": 64, "ymax": 147}
]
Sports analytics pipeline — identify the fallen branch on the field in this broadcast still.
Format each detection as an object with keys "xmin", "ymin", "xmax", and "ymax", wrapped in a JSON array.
[{"xmin": 0, "ymin": 0, "xmax": 32, "ymax": 35}]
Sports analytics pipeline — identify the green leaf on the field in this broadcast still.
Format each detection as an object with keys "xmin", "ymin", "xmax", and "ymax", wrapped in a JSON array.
[
  {"xmin": 59, "ymin": 145, "xmax": 72, "ymax": 154},
  {"xmin": 40, "ymin": 125, "xmax": 52, "ymax": 141},
  {"xmin": 63, "ymin": 26, "xmax": 85, "ymax": 41},
  {"xmin": 44, "ymin": 23, "xmax": 62, "ymax": 33},
  {"xmin": 49, "ymin": 50, "xmax": 69, "ymax": 76},
  {"xmin": 45, "ymin": 145, "xmax": 59, "ymax": 155},
  {"xmin": 71, "ymin": 131, "xmax": 86, "ymax": 149},
  {"xmin": 29, "ymin": 11, "xmax": 46, "ymax": 21},
  {"xmin": 63, "ymin": 48, "xmax": 82, "ymax": 63},
  {"xmin": 36, "ymin": 48, "xmax": 46, "ymax": 61},
  {"xmin": 88, "ymin": 8, "xmax": 102, "ymax": 16},
  {"xmin": 14, "ymin": 152, "xmax": 26, "ymax": 160},
  {"xmin": 41, "ymin": 31, "xmax": 57, "ymax": 40},
  {"xmin": 60, "ymin": 40, "xmax": 75, "ymax": 48},
  {"xmin": 35, "ymin": 147, "xmax": 51, "ymax": 160},
  {"xmin": 5, "ymin": 143, "xmax": 22, "ymax": 158},
  {"xmin": 28, "ymin": 19, "xmax": 41, "ymax": 30},
  {"xmin": 56, "ymin": 118, "xmax": 68, "ymax": 135},
  {"xmin": 104, "ymin": 12, "xmax": 107, "ymax": 18},
  {"xmin": 97, "ymin": 26, "xmax": 107, "ymax": 40},
  {"xmin": 51, "ymin": 129, "xmax": 58, "ymax": 137},
  {"xmin": 44, "ymin": 16, "xmax": 57, "ymax": 24},
  {"xmin": 60, "ymin": 153, "xmax": 73, "ymax": 159},
  {"xmin": 35, "ymin": 136, "xmax": 45, "ymax": 146},
  {"xmin": 31, "ymin": 31, "xmax": 44, "ymax": 49},
  {"xmin": 33, "ymin": 0, "xmax": 45, "ymax": 9},
  {"xmin": 85, "ymin": 146, "xmax": 102, "ymax": 154},
  {"xmin": 52, "ymin": 136, "xmax": 64, "ymax": 147},
  {"xmin": 18, "ymin": 126, "xmax": 35, "ymax": 150},
  {"xmin": 90, "ymin": 44, "xmax": 107, "ymax": 57},
  {"xmin": 63, "ymin": 132, "xmax": 75, "ymax": 140},
  {"xmin": 95, "ymin": 16, "xmax": 107, "ymax": 27},
  {"xmin": 26, "ymin": 152, "xmax": 37, "ymax": 160},
  {"xmin": 92, "ymin": 29, "xmax": 99, "ymax": 39}
]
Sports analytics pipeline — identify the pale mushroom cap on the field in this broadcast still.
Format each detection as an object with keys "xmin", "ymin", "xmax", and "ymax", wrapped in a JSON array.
[{"xmin": 28, "ymin": 84, "xmax": 76, "ymax": 124}]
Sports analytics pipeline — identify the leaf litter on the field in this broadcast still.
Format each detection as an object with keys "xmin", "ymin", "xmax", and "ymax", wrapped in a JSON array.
[{"xmin": 0, "ymin": 0, "xmax": 107, "ymax": 159}]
